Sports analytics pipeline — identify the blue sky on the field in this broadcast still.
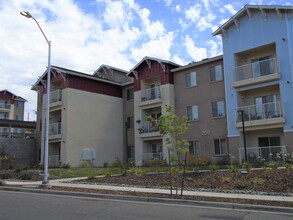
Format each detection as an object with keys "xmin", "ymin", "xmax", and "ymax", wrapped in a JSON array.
[{"xmin": 0, "ymin": 0, "xmax": 292, "ymax": 120}]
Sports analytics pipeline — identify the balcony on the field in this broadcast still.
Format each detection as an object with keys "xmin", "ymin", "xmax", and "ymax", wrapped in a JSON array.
[
  {"xmin": 138, "ymin": 86, "xmax": 161, "ymax": 107},
  {"xmin": 49, "ymin": 89, "xmax": 62, "ymax": 111},
  {"xmin": 238, "ymin": 145, "xmax": 287, "ymax": 164},
  {"xmin": 236, "ymin": 101, "xmax": 284, "ymax": 130},
  {"xmin": 0, "ymin": 103, "xmax": 10, "ymax": 112},
  {"xmin": 233, "ymin": 58, "xmax": 280, "ymax": 88},
  {"xmin": 49, "ymin": 122, "xmax": 61, "ymax": 140},
  {"xmin": 138, "ymin": 120, "xmax": 161, "ymax": 138}
]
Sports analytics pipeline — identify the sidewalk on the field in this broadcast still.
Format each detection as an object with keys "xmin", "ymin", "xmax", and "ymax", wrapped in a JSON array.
[{"xmin": 2, "ymin": 177, "xmax": 293, "ymax": 203}]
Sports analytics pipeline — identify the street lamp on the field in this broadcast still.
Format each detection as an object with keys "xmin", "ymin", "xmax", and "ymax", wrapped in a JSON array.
[
  {"xmin": 20, "ymin": 11, "xmax": 51, "ymax": 185},
  {"xmin": 238, "ymin": 109, "xmax": 247, "ymax": 162}
]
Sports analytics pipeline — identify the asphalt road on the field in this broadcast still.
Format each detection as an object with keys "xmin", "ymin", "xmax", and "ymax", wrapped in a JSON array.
[{"xmin": 0, "ymin": 190, "xmax": 292, "ymax": 220}]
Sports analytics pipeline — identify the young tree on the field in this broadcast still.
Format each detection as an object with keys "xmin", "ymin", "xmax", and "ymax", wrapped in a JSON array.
[{"xmin": 147, "ymin": 105, "xmax": 191, "ymax": 197}]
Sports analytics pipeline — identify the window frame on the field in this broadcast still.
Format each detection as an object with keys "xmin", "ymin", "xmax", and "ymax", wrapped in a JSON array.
[
  {"xmin": 189, "ymin": 141, "xmax": 201, "ymax": 156},
  {"xmin": 214, "ymin": 138, "xmax": 228, "ymax": 155},
  {"xmin": 211, "ymin": 100, "xmax": 225, "ymax": 118},
  {"xmin": 186, "ymin": 105, "xmax": 199, "ymax": 121},
  {"xmin": 210, "ymin": 64, "xmax": 223, "ymax": 82},
  {"xmin": 126, "ymin": 88, "xmax": 134, "ymax": 101},
  {"xmin": 186, "ymin": 71, "xmax": 197, "ymax": 87}
]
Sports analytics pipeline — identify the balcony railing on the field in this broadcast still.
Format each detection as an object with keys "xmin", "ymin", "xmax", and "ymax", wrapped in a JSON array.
[
  {"xmin": 142, "ymin": 152, "xmax": 163, "ymax": 161},
  {"xmin": 48, "ymin": 155, "xmax": 61, "ymax": 167},
  {"xmin": 236, "ymin": 101, "xmax": 283, "ymax": 123},
  {"xmin": 0, "ymin": 103, "xmax": 10, "ymax": 109},
  {"xmin": 140, "ymin": 86, "xmax": 161, "ymax": 102},
  {"xmin": 233, "ymin": 58, "xmax": 279, "ymax": 82},
  {"xmin": 50, "ymin": 89, "xmax": 62, "ymax": 104},
  {"xmin": 138, "ymin": 120, "xmax": 160, "ymax": 134},
  {"xmin": 238, "ymin": 145, "xmax": 287, "ymax": 164},
  {"xmin": 49, "ymin": 122, "xmax": 61, "ymax": 136}
]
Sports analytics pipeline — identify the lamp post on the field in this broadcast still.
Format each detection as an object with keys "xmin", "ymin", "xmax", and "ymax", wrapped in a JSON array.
[
  {"xmin": 20, "ymin": 11, "xmax": 51, "ymax": 185},
  {"xmin": 238, "ymin": 109, "xmax": 247, "ymax": 162}
]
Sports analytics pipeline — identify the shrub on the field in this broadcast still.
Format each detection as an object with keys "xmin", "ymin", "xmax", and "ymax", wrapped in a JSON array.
[
  {"xmin": 102, "ymin": 169, "xmax": 112, "ymax": 177},
  {"xmin": 235, "ymin": 181, "xmax": 248, "ymax": 190},
  {"xmin": 228, "ymin": 165, "xmax": 240, "ymax": 173},
  {"xmin": 252, "ymin": 177, "xmax": 265, "ymax": 185},
  {"xmin": 285, "ymin": 163, "xmax": 292, "ymax": 169},
  {"xmin": 208, "ymin": 164, "xmax": 219, "ymax": 171},
  {"xmin": 268, "ymin": 162, "xmax": 279, "ymax": 170},
  {"xmin": 80, "ymin": 161, "xmax": 92, "ymax": 168},
  {"xmin": 188, "ymin": 155, "xmax": 209, "ymax": 172},
  {"xmin": 0, "ymin": 173, "xmax": 11, "ymax": 179},
  {"xmin": 14, "ymin": 165, "xmax": 29, "ymax": 173},
  {"xmin": 87, "ymin": 175, "xmax": 96, "ymax": 180},
  {"xmin": 222, "ymin": 177, "xmax": 231, "ymax": 183},
  {"xmin": 242, "ymin": 162, "xmax": 252, "ymax": 172},
  {"xmin": 143, "ymin": 159, "xmax": 167, "ymax": 167},
  {"xmin": 19, "ymin": 173, "xmax": 32, "ymax": 180},
  {"xmin": 62, "ymin": 163, "xmax": 71, "ymax": 169},
  {"xmin": 133, "ymin": 168, "xmax": 144, "ymax": 176}
]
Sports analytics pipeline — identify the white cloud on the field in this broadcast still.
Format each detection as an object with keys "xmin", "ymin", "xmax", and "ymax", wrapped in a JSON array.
[
  {"xmin": 171, "ymin": 54, "xmax": 188, "ymax": 66},
  {"xmin": 185, "ymin": 4, "xmax": 201, "ymax": 22},
  {"xmin": 163, "ymin": 0, "xmax": 173, "ymax": 7},
  {"xmin": 184, "ymin": 35, "xmax": 207, "ymax": 61},
  {"xmin": 207, "ymin": 39, "xmax": 222, "ymax": 57},
  {"xmin": 175, "ymin": 5, "xmax": 181, "ymax": 12},
  {"xmin": 224, "ymin": 4, "xmax": 237, "ymax": 15}
]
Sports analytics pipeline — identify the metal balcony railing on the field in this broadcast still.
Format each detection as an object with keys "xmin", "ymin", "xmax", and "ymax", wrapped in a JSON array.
[
  {"xmin": 48, "ymin": 155, "xmax": 61, "ymax": 167},
  {"xmin": 140, "ymin": 86, "xmax": 161, "ymax": 102},
  {"xmin": 49, "ymin": 122, "xmax": 61, "ymax": 136},
  {"xmin": 142, "ymin": 152, "xmax": 164, "ymax": 161},
  {"xmin": 138, "ymin": 120, "xmax": 160, "ymax": 134},
  {"xmin": 233, "ymin": 58, "xmax": 278, "ymax": 82},
  {"xmin": 238, "ymin": 145, "xmax": 287, "ymax": 163},
  {"xmin": 236, "ymin": 101, "xmax": 283, "ymax": 123},
  {"xmin": 50, "ymin": 89, "xmax": 62, "ymax": 104}
]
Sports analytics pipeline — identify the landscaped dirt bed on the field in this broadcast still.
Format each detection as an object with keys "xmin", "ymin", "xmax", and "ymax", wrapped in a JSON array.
[{"xmin": 73, "ymin": 169, "xmax": 293, "ymax": 195}]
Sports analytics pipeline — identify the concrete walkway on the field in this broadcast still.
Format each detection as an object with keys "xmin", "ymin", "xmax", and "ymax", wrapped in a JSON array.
[{"xmin": 2, "ymin": 178, "xmax": 293, "ymax": 203}]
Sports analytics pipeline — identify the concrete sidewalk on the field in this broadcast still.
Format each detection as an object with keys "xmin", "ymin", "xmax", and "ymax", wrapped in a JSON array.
[{"xmin": 2, "ymin": 178, "xmax": 293, "ymax": 203}]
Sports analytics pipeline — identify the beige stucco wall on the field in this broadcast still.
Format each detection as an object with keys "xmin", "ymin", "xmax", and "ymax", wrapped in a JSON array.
[
  {"xmin": 41, "ymin": 88, "xmax": 124, "ymax": 167},
  {"xmin": 62, "ymin": 88, "xmax": 124, "ymax": 167}
]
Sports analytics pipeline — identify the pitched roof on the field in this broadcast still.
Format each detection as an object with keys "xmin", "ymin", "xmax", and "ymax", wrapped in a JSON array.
[
  {"xmin": 213, "ymin": 4, "xmax": 293, "ymax": 36},
  {"xmin": 0, "ymin": 89, "xmax": 27, "ymax": 102}
]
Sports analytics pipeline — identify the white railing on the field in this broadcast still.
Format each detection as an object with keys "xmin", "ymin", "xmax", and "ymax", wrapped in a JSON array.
[
  {"xmin": 236, "ymin": 101, "xmax": 283, "ymax": 123},
  {"xmin": 49, "ymin": 122, "xmax": 61, "ymax": 136},
  {"xmin": 138, "ymin": 120, "xmax": 160, "ymax": 134},
  {"xmin": 142, "ymin": 152, "xmax": 164, "ymax": 161},
  {"xmin": 50, "ymin": 89, "xmax": 62, "ymax": 104},
  {"xmin": 234, "ymin": 58, "xmax": 278, "ymax": 82},
  {"xmin": 239, "ymin": 145, "xmax": 287, "ymax": 163},
  {"xmin": 48, "ymin": 155, "xmax": 60, "ymax": 167},
  {"xmin": 140, "ymin": 86, "xmax": 161, "ymax": 102},
  {"xmin": 0, "ymin": 131, "xmax": 35, "ymax": 139}
]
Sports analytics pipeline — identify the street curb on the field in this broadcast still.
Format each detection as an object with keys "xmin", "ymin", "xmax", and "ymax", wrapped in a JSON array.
[{"xmin": 0, "ymin": 186, "xmax": 292, "ymax": 215}]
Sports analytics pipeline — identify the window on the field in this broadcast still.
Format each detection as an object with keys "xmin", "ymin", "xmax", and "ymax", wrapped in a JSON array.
[
  {"xmin": 186, "ymin": 72, "xmax": 197, "ymax": 87},
  {"xmin": 212, "ymin": 101, "xmax": 225, "ymax": 117},
  {"xmin": 214, "ymin": 138, "xmax": 228, "ymax": 155},
  {"xmin": 187, "ymin": 105, "xmax": 198, "ymax": 121},
  {"xmin": 126, "ymin": 116, "xmax": 134, "ymax": 129},
  {"xmin": 15, "ymin": 114, "xmax": 21, "ymax": 121},
  {"xmin": 251, "ymin": 55, "xmax": 274, "ymax": 77},
  {"xmin": 126, "ymin": 88, "xmax": 134, "ymax": 101},
  {"xmin": 16, "ymin": 101, "xmax": 23, "ymax": 109},
  {"xmin": 210, "ymin": 65, "xmax": 222, "ymax": 82},
  {"xmin": 189, "ymin": 141, "xmax": 201, "ymax": 156}
]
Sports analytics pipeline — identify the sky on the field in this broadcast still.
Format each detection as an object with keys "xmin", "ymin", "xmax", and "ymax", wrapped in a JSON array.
[{"xmin": 1, "ymin": 0, "xmax": 292, "ymax": 121}]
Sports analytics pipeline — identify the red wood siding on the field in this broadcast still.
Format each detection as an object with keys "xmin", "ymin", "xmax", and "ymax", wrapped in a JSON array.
[
  {"xmin": 133, "ymin": 60, "xmax": 176, "ymax": 91},
  {"xmin": 65, "ymin": 75, "xmax": 122, "ymax": 98},
  {"xmin": 0, "ymin": 91, "xmax": 15, "ymax": 104}
]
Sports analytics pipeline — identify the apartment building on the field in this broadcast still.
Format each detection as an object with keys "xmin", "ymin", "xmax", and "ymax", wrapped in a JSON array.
[
  {"xmin": 128, "ymin": 57, "xmax": 180, "ymax": 165},
  {"xmin": 32, "ymin": 65, "xmax": 133, "ymax": 167},
  {"xmin": 172, "ymin": 56, "xmax": 230, "ymax": 164},
  {"xmin": 213, "ymin": 5, "xmax": 293, "ymax": 163},
  {"xmin": 0, "ymin": 90, "xmax": 26, "ymax": 135}
]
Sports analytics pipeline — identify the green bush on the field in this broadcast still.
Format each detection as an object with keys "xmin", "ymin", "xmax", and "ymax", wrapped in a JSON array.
[
  {"xmin": 242, "ymin": 162, "xmax": 252, "ymax": 172},
  {"xmin": 268, "ymin": 162, "xmax": 279, "ymax": 170},
  {"xmin": 252, "ymin": 177, "xmax": 265, "ymax": 185},
  {"xmin": 235, "ymin": 181, "xmax": 248, "ymax": 190},
  {"xmin": 80, "ymin": 161, "xmax": 92, "ymax": 168},
  {"xmin": 102, "ymin": 169, "xmax": 112, "ymax": 177},
  {"xmin": 222, "ymin": 177, "xmax": 231, "ymax": 183},
  {"xmin": 19, "ymin": 173, "xmax": 32, "ymax": 180},
  {"xmin": 188, "ymin": 155, "xmax": 209, "ymax": 172},
  {"xmin": 133, "ymin": 168, "xmax": 144, "ymax": 176},
  {"xmin": 208, "ymin": 164, "xmax": 219, "ymax": 171},
  {"xmin": 228, "ymin": 165, "xmax": 240, "ymax": 173},
  {"xmin": 285, "ymin": 163, "xmax": 292, "ymax": 169},
  {"xmin": 62, "ymin": 163, "xmax": 71, "ymax": 169},
  {"xmin": 14, "ymin": 165, "xmax": 29, "ymax": 173}
]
